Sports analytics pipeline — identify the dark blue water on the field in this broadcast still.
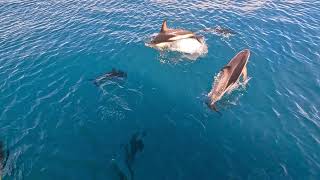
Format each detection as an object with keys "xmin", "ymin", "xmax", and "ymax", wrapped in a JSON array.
[{"xmin": 0, "ymin": 0, "xmax": 320, "ymax": 179}]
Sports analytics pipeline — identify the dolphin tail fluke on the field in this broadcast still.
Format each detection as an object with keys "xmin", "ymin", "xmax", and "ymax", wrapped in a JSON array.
[
  {"xmin": 160, "ymin": 19, "xmax": 168, "ymax": 32},
  {"xmin": 210, "ymin": 103, "xmax": 218, "ymax": 112},
  {"xmin": 110, "ymin": 159, "xmax": 128, "ymax": 180},
  {"xmin": 210, "ymin": 103, "xmax": 222, "ymax": 115}
]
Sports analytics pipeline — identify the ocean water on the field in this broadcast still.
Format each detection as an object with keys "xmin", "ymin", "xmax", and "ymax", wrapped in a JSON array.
[{"xmin": 0, "ymin": 0, "xmax": 320, "ymax": 179}]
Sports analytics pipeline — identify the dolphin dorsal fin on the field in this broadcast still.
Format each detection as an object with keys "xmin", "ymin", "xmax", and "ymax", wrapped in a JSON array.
[{"xmin": 160, "ymin": 19, "xmax": 168, "ymax": 32}]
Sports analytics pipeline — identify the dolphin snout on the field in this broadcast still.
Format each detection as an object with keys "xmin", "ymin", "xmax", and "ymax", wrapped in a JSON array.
[
  {"xmin": 242, "ymin": 49, "xmax": 250, "ymax": 55},
  {"xmin": 145, "ymin": 41, "xmax": 155, "ymax": 48}
]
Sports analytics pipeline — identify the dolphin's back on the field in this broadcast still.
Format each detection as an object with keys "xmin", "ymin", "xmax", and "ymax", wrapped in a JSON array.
[
  {"xmin": 166, "ymin": 29, "xmax": 194, "ymax": 36},
  {"xmin": 152, "ymin": 29, "xmax": 195, "ymax": 44},
  {"xmin": 226, "ymin": 49, "xmax": 250, "ymax": 88},
  {"xmin": 152, "ymin": 33, "xmax": 175, "ymax": 44},
  {"xmin": 210, "ymin": 67, "xmax": 231, "ymax": 100}
]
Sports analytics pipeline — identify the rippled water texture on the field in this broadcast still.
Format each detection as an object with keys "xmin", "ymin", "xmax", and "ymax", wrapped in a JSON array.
[{"xmin": 0, "ymin": 0, "xmax": 320, "ymax": 179}]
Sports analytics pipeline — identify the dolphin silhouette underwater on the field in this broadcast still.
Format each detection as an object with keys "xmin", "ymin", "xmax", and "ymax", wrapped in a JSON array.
[
  {"xmin": 109, "ymin": 131, "xmax": 146, "ymax": 180},
  {"xmin": 208, "ymin": 49, "xmax": 250, "ymax": 112},
  {"xmin": 146, "ymin": 20, "xmax": 208, "ymax": 55},
  {"xmin": 92, "ymin": 68, "xmax": 127, "ymax": 86},
  {"xmin": 124, "ymin": 132, "xmax": 146, "ymax": 180},
  {"xmin": 110, "ymin": 159, "xmax": 128, "ymax": 180},
  {"xmin": 203, "ymin": 26, "xmax": 236, "ymax": 37}
]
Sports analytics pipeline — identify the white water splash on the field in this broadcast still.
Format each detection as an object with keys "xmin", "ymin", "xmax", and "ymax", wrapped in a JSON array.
[{"xmin": 145, "ymin": 34, "xmax": 208, "ymax": 60}]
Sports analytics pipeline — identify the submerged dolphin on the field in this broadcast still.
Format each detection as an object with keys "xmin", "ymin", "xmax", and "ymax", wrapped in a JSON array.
[
  {"xmin": 208, "ymin": 49, "xmax": 250, "ymax": 111},
  {"xmin": 146, "ymin": 20, "xmax": 207, "ymax": 55},
  {"xmin": 110, "ymin": 159, "xmax": 128, "ymax": 180},
  {"xmin": 92, "ymin": 68, "xmax": 127, "ymax": 86},
  {"xmin": 124, "ymin": 132, "xmax": 146, "ymax": 180},
  {"xmin": 204, "ymin": 26, "xmax": 236, "ymax": 37}
]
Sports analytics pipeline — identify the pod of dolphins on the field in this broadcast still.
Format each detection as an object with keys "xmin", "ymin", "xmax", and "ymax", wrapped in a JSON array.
[
  {"xmin": 0, "ymin": 19, "xmax": 251, "ymax": 180},
  {"xmin": 94, "ymin": 19, "xmax": 251, "ymax": 113}
]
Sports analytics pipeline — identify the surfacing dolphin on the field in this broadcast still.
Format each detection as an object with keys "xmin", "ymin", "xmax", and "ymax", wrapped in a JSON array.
[
  {"xmin": 92, "ymin": 68, "xmax": 127, "ymax": 86},
  {"xmin": 207, "ymin": 49, "xmax": 250, "ymax": 112},
  {"xmin": 146, "ymin": 20, "xmax": 208, "ymax": 55}
]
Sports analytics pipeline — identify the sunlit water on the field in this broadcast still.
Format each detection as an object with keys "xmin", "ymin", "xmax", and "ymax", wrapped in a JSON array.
[{"xmin": 0, "ymin": 0, "xmax": 320, "ymax": 179}]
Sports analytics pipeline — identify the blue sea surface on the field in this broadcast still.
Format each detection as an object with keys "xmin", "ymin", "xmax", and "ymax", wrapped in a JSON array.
[{"xmin": 0, "ymin": 0, "xmax": 320, "ymax": 179}]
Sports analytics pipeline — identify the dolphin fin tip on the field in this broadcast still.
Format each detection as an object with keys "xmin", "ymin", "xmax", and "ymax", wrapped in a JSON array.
[{"xmin": 161, "ymin": 19, "xmax": 168, "ymax": 32}]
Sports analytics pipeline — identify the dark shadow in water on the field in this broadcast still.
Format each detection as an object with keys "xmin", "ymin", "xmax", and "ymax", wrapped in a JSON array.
[
  {"xmin": 110, "ymin": 159, "xmax": 128, "ymax": 180},
  {"xmin": 90, "ymin": 68, "xmax": 127, "ymax": 87},
  {"xmin": 110, "ymin": 131, "xmax": 146, "ymax": 180},
  {"xmin": 0, "ymin": 141, "xmax": 9, "ymax": 179},
  {"xmin": 124, "ymin": 131, "xmax": 146, "ymax": 180},
  {"xmin": 202, "ymin": 26, "xmax": 236, "ymax": 38}
]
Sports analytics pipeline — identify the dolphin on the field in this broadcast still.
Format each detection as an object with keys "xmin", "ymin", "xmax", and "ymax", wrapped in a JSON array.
[
  {"xmin": 146, "ymin": 20, "xmax": 207, "ymax": 55},
  {"xmin": 124, "ymin": 132, "xmax": 146, "ymax": 180},
  {"xmin": 110, "ymin": 159, "xmax": 128, "ymax": 180},
  {"xmin": 92, "ymin": 68, "xmax": 127, "ymax": 86},
  {"xmin": 208, "ymin": 49, "xmax": 250, "ymax": 112},
  {"xmin": 204, "ymin": 26, "xmax": 236, "ymax": 37}
]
